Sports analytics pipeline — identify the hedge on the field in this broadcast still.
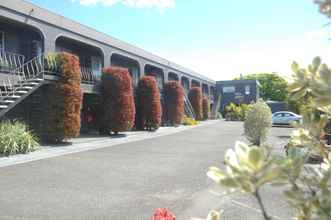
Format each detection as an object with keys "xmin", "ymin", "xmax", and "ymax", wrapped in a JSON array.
[
  {"xmin": 47, "ymin": 52, "xmax": 83, "ymax": 142},
  {"xmin": 188, "ymin": 87, "xmax": 203, "ymax": 121},
  {"xmin": 202, "ymin": 96, "xmax": 210, "ymax": 120},
  {"xmin": 137, "ymin": 76, "xmax": 162, "ymax": 131},
  {"xmin": 101, "ymin": 67, "xmax": 136, "ymax": 134},
  {"xmin": 164, "ymin": 81, "xmax": 185, "ymax": 126}
]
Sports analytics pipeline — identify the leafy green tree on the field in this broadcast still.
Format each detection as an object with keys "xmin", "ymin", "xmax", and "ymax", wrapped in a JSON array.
[
  {"xmin": 236, "ymin": 73, "xmax": 288, "ymax": 101},
  {"xmin": 315, "ymin": 0, "xmax": 331, "ymax": 18}
]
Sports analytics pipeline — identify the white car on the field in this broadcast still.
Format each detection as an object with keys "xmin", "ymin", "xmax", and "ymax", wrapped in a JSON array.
[{"xmin": 272, "ymin": 111, "xmax": 302, "ymax": 125}]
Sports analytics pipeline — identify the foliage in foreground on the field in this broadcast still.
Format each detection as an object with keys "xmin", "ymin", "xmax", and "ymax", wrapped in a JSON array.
[
  {"xmin": 315, "ymin": 0, "xmax": 331, "ymax": 18},
  {"xmin": 0, "ymin": 121, "xmax": 39, "ymax": 156},
  {"xmin": 164, "ymin": 81, "xmax": 185, "ymax": 126},
  {"xmin": 224, "ymin": 103, "xmax": 252, "ymax": 121},
  {"xmin": 47, "ymin": 52, "xmax": 83, "ymax": 142},
  {"xmin": 137, "ymin": 76, "xmax": 162, "ymax": 131},
  {"xmin": 205, "ymin": 57, "xmax": 331, "ymax": 220},
  {"xmin": 244, "ymin": 100, "xmax": 272, "ymax": 146},
  {"xmin": 101, "ymin": 67, "xmax": 136, "ymax": 134}
]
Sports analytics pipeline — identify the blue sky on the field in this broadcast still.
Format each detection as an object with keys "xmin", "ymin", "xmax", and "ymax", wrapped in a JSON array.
[{"xmin": 30, "ymin": 0, "xmax": 331, "ymax": 80}]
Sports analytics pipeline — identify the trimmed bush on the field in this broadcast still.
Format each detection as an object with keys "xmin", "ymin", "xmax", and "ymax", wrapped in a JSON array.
[
  {"xmin": 47, "ymin": 52, "xmax": 83, "ymax": 142},
  {"xmin": 182, "ymin": 117, "xmax": 199, "ymax": 126},
  {"xmin": 137, "ymin": 76, "xmax": 162, "ymax": 131},
  {"xmin": 224, "ymin": 103, "xmax": 252, "ymax": 121},
  {"xmin": 244, "ymin": 100, "xmax": 272, "ymax": 146},
  {"xmin": 101, "ymin": 67, "xmax": 136, "ymax": 134},
  {"xmin": 188, "ymin": 87, "xmax": 203, "ymax": 121},
  {"xmin": 0, "ymin": 121, "xmax": 39, "ymax": 156},
  {"xmin": 202, "ymin": 96, "xmax": 210, "ymax": 120},
  {"xmin": 164, "ymin": 81, "xmax": 185, "ymax": 126}
]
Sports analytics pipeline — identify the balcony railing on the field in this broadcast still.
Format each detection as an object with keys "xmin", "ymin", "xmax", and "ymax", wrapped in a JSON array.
[
  {"xmin": 81, "ymin": 65, "xmax": 97, "ymax": 84},
  {"xmin": 0, "ymin": 50, "xmax": 25, "ymax": 72}
]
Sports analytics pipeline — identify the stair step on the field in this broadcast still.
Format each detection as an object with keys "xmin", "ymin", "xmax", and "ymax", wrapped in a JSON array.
[
  {"xmin": 17, "ymin": 79, "xmax": 43, "ymax": 84},
  {"xmin": 24, "ymin": 82, "xmax": 39, "ymax": 86},
  {"xmin": 26, "ymin": 78, "xmax": 43, "ymax": 82},
  {"xmin": 0, "ymin": 100, "xmax": 15, "ymax": 104},
  {"xmin": 4, "ymin": 95, "xmax": 21, "ymax": 99},
  {"xmin": 15, "ymin": 90, "xmax": 28, "ymax": 94},
  {"xmin": 14, "ymin": 83, "xmax": 37, "ymax": 87},
  {"xmin": 0, "ymin": 105, "xmax": 8, "ymax": 109},
  {"xmin": 18, "ymin": 86, "xmax": 34, "ymax": 90}
]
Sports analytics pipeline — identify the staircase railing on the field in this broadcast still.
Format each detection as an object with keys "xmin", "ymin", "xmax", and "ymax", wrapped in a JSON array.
[
  {"xmin": 184, "ymin": 93, "xmax": 196, "ymax": 119},
  {"xmin": 0, "ymin": 53, "xmax": 51, "ymax": 101},
  {"xmin": 0, "ymin": 50, "xmax": 25, "ymax": 72}
]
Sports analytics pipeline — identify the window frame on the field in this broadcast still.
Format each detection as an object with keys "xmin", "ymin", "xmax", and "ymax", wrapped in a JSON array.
[
  {"xmin": 0, "ymin": 31, "xmax": 4, "ymax": 51},
  {"xmin": 223, "ymin": 86, "xmax": 235, "ymax": 93},
  {"xmin": 245, "ymin": 85, "xmax": 250, "ymax": 95}
]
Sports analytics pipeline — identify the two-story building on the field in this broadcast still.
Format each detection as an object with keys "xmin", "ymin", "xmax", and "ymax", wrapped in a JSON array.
[{"xmin": 0, "ymin": 0, "xmax": 216, "ymax": 135}]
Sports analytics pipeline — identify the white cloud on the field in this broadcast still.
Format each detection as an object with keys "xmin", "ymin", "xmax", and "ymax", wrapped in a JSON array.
[{"xmin": 72, "ymin": 0, "xmax": 175, "ymax": 10}]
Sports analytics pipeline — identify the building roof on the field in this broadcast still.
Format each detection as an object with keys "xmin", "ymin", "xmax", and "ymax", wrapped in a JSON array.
[
  {"xmin": 217, "ymin": 79, "xmax": 260, "ymax": 86},
  {"xmin": 0, "ymin": 0, "xmax": 215, "ymax": 84}
]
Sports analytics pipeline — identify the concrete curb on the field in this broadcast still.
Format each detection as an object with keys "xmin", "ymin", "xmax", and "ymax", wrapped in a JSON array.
[{"xmin": 0, "ymin": 120, "xmax": 220, "ymax": 168}]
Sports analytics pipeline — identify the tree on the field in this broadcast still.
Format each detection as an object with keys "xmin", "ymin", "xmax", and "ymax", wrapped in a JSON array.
[
  {"xmin": 137, "ymin": 76, "xmax": 162, "ymax": 131},
  {"xmin": 101, "ymin": 67, "xmax": 136, "ymax": 135},
  {"xmin": 202, "ymin": 97, "xmax": 210, "ymax": 121},
  {"xmin": 236, "ymin": 73, "xmax": 288, "ymax": 101},
  {"xmin": 163, "ymin": 81, "xmax": 185, "ymax": 126},
  {"xmin": 47, "ymin": 52, "xmax": 83, "ymax": 143},
  {"xmin": 188, "ymin": 87, "xmax": 203, "ymax": 121},
  {"xmin": 315, "ymin": 0, "xmax": 331, "ymax": 18}
]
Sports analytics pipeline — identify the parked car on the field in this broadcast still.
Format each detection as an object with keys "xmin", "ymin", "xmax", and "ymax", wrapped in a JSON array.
[{"xmin": 272, "ymin": 111, "xmax": 302, "ymax": 125}]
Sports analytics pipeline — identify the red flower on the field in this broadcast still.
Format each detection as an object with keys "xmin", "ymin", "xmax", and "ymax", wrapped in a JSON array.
[{"xmin": 152, "ymin": 208, "xmax": 176, "ymax": 220}]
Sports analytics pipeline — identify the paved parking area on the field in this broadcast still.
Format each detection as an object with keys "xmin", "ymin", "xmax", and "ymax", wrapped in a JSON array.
[{"xmin": 0, "ymin": 121, "xmax": 294, "ymax": 220}]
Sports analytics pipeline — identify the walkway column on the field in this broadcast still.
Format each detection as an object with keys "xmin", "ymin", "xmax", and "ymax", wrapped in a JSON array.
[{"xmin": 140, "ymin": 60, "xmax": 146, "ymax": 77}]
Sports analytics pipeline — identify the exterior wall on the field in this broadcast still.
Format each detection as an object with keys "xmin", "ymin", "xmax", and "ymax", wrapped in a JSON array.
[
  {"xmin": 3, "ymin": 84, "xmax": 50, "ymax": 138},
  {"xmin": 0, "ymin": 0, "xmax": 215, "ymax": 90},
  {"xmin": 266, "ymin": 101, "xmax": 288, "ymax": 113},
  {"xmin": 216, "ymin": 80, "xmax": 260, "ymax": 112}
]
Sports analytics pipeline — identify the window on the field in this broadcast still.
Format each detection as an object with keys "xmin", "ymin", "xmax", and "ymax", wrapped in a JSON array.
[
  {"xmin": 223, "ymin": 86, "xmax": 235, "ymax": 93},
  {"xmin": 0, "ymin": 31, "xmax": 4, "ymax": 50},
  {"xmin": 245, "ymin": 85, "xmax": 250, "ymax": 95}
]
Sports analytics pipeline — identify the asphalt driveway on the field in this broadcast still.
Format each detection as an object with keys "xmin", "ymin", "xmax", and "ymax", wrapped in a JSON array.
[{"xmin": 0, "ymin": 121, "xmax": 294, "ymax": 220}]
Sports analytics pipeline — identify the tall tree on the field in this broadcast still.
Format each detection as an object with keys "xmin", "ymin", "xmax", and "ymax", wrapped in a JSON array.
[{"xmin": 236, "ymin": 73, "xmax": 288, "ymax": 101}]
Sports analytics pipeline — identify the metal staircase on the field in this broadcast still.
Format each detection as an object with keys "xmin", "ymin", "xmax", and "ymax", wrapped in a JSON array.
[
  {"xmin": 184, "ymin": 93, "xmax": 195, "ymax": 119},
  {"xmin": 0, "ymin": 54, "xmax": 55, "ymax": 118}
]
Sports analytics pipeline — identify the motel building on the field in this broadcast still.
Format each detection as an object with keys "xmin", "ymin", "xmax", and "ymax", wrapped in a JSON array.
[{"xmin": 0, "ymin": 0, "xmax": 216, "ymax": 137}]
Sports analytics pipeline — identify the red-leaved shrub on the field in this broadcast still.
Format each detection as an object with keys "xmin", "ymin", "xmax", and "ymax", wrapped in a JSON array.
[
  {"xmin": 188, "ymin": 87, "xmax": 203, "ymax": 121},
  {"xmin": 151, "ymin": 208, "xmax": 176, "ymax": 220},
  {"xmin": 47, "ymin": 52, "xmax": 83, "ymax": 142},
  {"xmin": 101, "ymin": 67, "xmax": 136, "ymax": 134},
  {"xmin": 137, "ymin": 76, "xmax": 162, "ymax": 131},
  {"xmin": 164, "ymin": 81, "xmax": 185, "ymax": 126},
  {"xmin": 202, "ymin": 96, "xmax": 210, "ymax": 120}
]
